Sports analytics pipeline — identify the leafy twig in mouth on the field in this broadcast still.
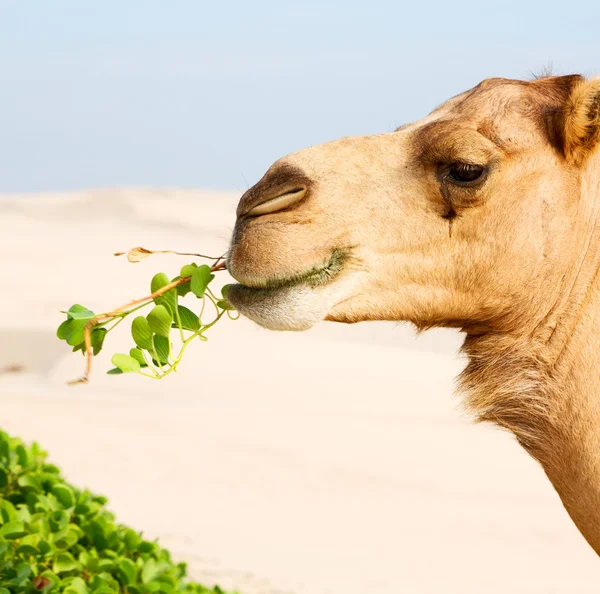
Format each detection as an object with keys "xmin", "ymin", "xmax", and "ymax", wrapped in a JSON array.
[{"xmin": 58, "ymin": 249, "xmax": 231, "ymax": 385}]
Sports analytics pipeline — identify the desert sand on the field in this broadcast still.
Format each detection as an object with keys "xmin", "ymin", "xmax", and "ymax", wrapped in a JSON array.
[{"xmin": 0, "ymin": 189, "xmax": 598, "ymax": 593}]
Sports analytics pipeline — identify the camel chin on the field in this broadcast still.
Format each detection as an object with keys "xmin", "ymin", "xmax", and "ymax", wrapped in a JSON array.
[{"xmin": 227, "ymin": 283, "xmax": 328, "ymax": 331}]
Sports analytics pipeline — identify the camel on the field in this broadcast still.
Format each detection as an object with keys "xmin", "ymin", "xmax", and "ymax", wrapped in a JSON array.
[{"xmin": 225, "ymin": 74, "xmax": 600, "ymax": 554}]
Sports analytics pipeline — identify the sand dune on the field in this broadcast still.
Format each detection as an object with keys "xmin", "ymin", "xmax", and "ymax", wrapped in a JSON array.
[{"xmin": 0, "ymin": 189, "xmax": 598, "ymax": 593}]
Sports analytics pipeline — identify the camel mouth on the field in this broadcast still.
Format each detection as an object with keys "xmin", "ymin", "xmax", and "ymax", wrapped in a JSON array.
[
  {"xmin": 230, "ymin": 248, "xmax": 346, "ymax": 294},
  {"xmin": 226, "ymin": 249, "xmax": 348, "ymax": 331}
]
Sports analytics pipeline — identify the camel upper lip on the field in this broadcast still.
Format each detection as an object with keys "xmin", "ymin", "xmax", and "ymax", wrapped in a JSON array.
[{"xmin": 231, "ymin": 249, "xmax": 346, "ymax": 293}]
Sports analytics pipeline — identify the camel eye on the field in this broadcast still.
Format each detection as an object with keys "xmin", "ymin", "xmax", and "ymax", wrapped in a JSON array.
[{"xmin": 448, "ymin": 163, "xmax": 486, "ymax": 185}]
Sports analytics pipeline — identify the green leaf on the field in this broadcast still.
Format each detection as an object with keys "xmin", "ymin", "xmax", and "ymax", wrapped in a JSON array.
[
  {"xmin": 152, "ymin": 335, "xmax": 170, "ymax": 364},
  {"xmin": 65, "ymin": 318, "xmax": 89, "ymax": 347},
  {"xmin": 84, "ymin": 519, "xmax": 111, "ymax": 550},
  {"xmin": 0, "ymin": 468, "xmax": 8, "ymax": 488},
  {"xmin": 221, "ymin": 284, "xmax": 233, "ymax": 298},
  {"xmin": 1, "ymin": 498, "xmax": 18, "ymax": 520},
  {"xmin": 180, "ymin": 263, "xmax": 198, "ymax": 278},
  {"xmin": 0, "ymin": 498, "xmax": 17, "ymax": 519},
  {"xmin": 138, "ymin": 540, "xmax": 156, "ymax": 553},
  {"xmin": 54, "ymin": 526, "xmax": 80, "ymax": 550},
  {"xmin": 7, "ymin": 562, "xmax": 32, "ymax": 585},
  {"xmin": 62, "ymin": 576, "xmax": 89, "ymax": 594},
  {"xmin": 16, "ymin": 443, "xmax": 28, "ymax": 466},
  {"xmin": 88, "ymin": 573, "xmax": 117, "ymax": 593},
  {"xmin": 54, "ymin": 524, "xmax": 84, "ymax": 549},
  {"xmin": 216, "ymin": 299, "xmax": 235, "ymax": 311},
  {"xmin": 106, "ymin": 368, "xmax": 123, "ymax": 375},
  {"xmin": 18, "ymin": 533, "xmax": 39, "ymax": 547},
  {"xmin": 57, "ymin": 320, "xmax": 71, "ymax": 340},
  {"xmin": 131, "ymin": 316, "xmax": 153, "ymax": 351},
  {"xmin": 15, "ymin": 543, "xmax": 38, "ymax": 555},
  {"xmin": 52, "ymin": 484, "xmax": 75, "ymax": 508},
  {"xmin": 67, "ymin": 305, "xmax": 95, "ymax": 320},
  {"xmin": 116, "ymin": 558, "xmax": 137, "ymax": 584},
  {"xmin": 91, "ymin": 327, "xmax": 108, "ymax": 356},
  {"xmin": 123, "ymin": 529, "xmax": 141, "ymax": 550},
  {"xmin": 177, "ymin": 306, "xmax": 200, "ymax": 331},
  {"xmin": 49, "ymin": 510, "xmax": 69, "ymax": 532},
  {"xmin": 163, "ymin": 290, "xmax": 178, "ymax": 315},
  {"xmin": 84, "ymin": 555, "xmax": 99, "ymax": 573},
  {"xmin": 0, "ymin": 437, "xmax": 9, "ymax": 460},
  {"xmin": 0, "ymin": 521, "xmax": 26, "ymax": 539},
  {"xmin": 65, "ymin": 304, "xmax": 95, "ymax": 319},
  {"xmin": 111, "ymin": 354, "xmax": 141, "ymax": 374},
  {"xmin": 190, "ymin": 265, "xmax": 214, "ymax": 298},
  {"xmin": 98, "ymin": 557, "xmax": 116, "ymax": 569},
  {"xmin": 38, "ymin": 539, "xmax": 53, "ymax": 555},
  {"xmin": 150, "ymin": 273, "xmax": 178, "ymax": 313},
  {"xmin": 66, "ymin": 304, "xmax": 90, "ymax": 314},
  {"xmin": 141, "ymin": 557, "xmax": 158, "ymax": 584},
  {"xmin": 38, "ymin": 570, "xmax": 60, "ymax": 588},
  {"xmin": 175, "ymin": 277, "xmax": 191, "ymax": 297},
  {"xmin": 129, "ymin": 348, "xmax": 148, "ymax": 367},
  {"xmin": 151, "ymin": 272, "xmax": 171, "ymax": 296},
  {"xmin": 147, "ymin": 305, "xmax": 172, "ymax": 338}
]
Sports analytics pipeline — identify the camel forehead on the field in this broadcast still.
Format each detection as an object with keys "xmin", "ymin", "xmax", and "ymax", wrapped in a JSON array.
[
  {"xmin": 425, "ymin": 79, "xmax": 540, "ymax": 133},
  {"xmin": 437, "ymin": 78, "xmax": 527, "ymax": 112},
  {"xmin": 409, "ymin": 77, "xmax": 576, "ymax": 151},
  {"xmin": 432, "ymin": 76, "xmax": 582, "ymax": 131}
]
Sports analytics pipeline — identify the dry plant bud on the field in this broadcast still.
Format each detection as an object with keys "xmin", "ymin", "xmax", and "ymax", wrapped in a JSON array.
[{"xmin": 114, "ymin": 246, "xmax": 221, "ymax": 263}]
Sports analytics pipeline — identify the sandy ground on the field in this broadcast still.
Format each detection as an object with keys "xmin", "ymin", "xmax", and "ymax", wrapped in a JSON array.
[{"xmin": 0, "ymin": 189, "xmax": 598, "ymax": 593}]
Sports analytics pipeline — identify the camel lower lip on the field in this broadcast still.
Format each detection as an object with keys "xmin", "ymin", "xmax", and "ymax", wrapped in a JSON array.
[
  {"xmin": 230, "ymin": 249, "xmax": 346, "ymax": 295},
  {"xmin": 227, "ymin": 283, "xmax": 284, "ymax": 305}
]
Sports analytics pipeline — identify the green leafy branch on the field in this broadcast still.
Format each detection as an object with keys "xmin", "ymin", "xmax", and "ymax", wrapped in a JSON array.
[
  {"xmin": 56, "ymin": 249, "xmax": 236, "ymax": 384},
  {"xmin": 0, "ymin": 430, "xmax": 233, "ymax": 593}
]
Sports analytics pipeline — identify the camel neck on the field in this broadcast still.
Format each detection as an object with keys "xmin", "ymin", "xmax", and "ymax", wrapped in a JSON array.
[
  {"xmin": 461, "ymin": 156, "xmax": 600, "ymax": 555},
  {"xmin": 461, "ymin": 319, "xmax": 600, "ymax": 553},
  {"xmin": 537, "ymin": 246, "xmax": 600, "ymax": 553},
  {"xmin": 540, "ymin": 155, "xmax": 600, "ymax": 361},
  {"xmin": 461, "ymin": 156, "xmax": 600, "ymax": 553},
  {"xmin": 539, "ymin": 340, "xmax": 600, "ymax": 555}
]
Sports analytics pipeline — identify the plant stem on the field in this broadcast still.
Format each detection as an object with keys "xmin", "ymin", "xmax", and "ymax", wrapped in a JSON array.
[
  {"xmin": 199, "ymin": 310, "xmax": 226, "ymax": 335},
  {"xmin": 198, "ymin": 296, "xmax": 206, "ymax": 325},
  {"xmin": 114, "ymin": 247, "xmax": 225, "ymax": 261},
  {"xmin": 105, "ymin": 316, "xmax": 125, "ymax": 334},
  {"xmin": 141, "ymin": 351, "xmax": 161, "ymax": 378},
  {"xmin": 156, "ymin": 311, "xmax": 225, "ymax": 378},
  {"xmin": 174, "ymin": 306, "xmax": 185, "ymax": 342},
  {"xmin": 204, "ymin": 289, "xmax": 221, "ymax": 317}
]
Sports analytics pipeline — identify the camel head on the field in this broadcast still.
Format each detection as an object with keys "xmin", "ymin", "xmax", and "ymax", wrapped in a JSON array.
[{"xmin": 227, "ymin": 75, "xmax": 600, "ymax": 335}]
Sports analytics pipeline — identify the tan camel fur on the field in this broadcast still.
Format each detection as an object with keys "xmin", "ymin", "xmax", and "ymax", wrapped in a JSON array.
[{"xmin": 226, "ymin": 74, "xmax": 600, "ymax": 554}]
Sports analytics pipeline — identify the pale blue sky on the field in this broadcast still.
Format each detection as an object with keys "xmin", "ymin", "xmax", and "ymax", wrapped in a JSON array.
[{"xmin": 1, "ymin": 0, "xmax": 599, "ymax": 193}]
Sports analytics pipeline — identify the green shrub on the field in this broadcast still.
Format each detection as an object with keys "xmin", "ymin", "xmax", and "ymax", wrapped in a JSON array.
[{"xmin": 0, "ymin": 430, "xmax": 233, "ymax": 594}]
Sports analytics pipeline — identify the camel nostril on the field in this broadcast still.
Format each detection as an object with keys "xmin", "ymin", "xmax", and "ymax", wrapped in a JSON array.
[{"xmin": 245, "ymin": 187, "xmax": 307, "ymax": 217}]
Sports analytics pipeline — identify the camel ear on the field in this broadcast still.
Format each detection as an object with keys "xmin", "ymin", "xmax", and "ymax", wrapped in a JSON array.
[{"xmin": 560, "ymin": 77, "xmax": 600, "ymax": 164}]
